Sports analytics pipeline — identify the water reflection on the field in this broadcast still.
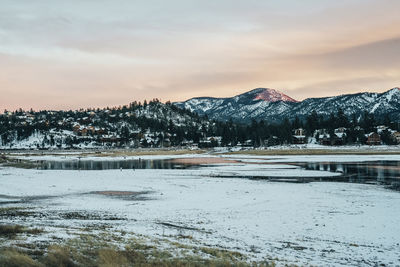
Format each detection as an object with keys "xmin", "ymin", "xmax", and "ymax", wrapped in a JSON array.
[
  {"xmin": 296, "ymin": 161, "xmax": 400, "ymax": 184},
  {"xmin": 37, "ymin": 159, "xmax": 400, "ymax": 186},
  {"xmin": 38, "ymin": 159, "xmax": 195, "ymax": 170}
]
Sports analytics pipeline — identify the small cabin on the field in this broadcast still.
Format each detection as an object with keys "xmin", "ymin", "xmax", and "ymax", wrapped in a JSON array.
[
  {"xmin": 319, "ymin": 133, "xmax": 330, "ymax": 146},
  {"xmin": 293, "ymin": 128, "xmax": 306, "ymax": 144},
  {"xmin": 366, "ymin": 132, "xmax": 381, "ymax": 146},
  {"xmin": 392, "ymin": 132, "xmax": 400, "ymax": 144}
]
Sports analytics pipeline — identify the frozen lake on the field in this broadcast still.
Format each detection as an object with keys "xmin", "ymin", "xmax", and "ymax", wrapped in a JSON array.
[
  {"xmin": 1, "ymin": 153, "xmax": 400, "ymax": 266},
  {"xmin": 32, "ymin": 157, "xmax": 400, "ymax": 186}
]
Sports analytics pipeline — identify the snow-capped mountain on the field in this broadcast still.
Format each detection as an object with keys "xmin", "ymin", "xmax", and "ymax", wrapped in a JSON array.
[{"xmin": 174, "ymin": 87, "xmax": 400, "ymax": 123}]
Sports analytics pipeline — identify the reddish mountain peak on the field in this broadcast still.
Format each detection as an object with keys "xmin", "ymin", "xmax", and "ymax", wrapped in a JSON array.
[{"xmin": 254, "ymin": 88, "xmax": 298, "ymax": 103}]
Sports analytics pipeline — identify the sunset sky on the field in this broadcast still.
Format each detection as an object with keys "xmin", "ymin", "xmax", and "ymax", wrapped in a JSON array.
[{"xmin": 1, "ymin": 0, "xmax": 400, "ymax": 110}]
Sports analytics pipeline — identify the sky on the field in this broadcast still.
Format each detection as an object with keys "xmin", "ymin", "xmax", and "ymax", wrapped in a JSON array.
[{"xmin": 1, "ymin": 0, "xmax": 400, "ymax": 110}]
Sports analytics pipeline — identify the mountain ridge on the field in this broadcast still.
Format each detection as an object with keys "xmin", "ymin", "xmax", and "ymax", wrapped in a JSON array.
[{"xmin": 174, "ymin": 87, "xmax": 400, "ymax": 123}]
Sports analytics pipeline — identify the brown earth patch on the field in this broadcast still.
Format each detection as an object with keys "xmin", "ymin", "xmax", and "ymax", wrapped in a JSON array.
[{"xmin": 170, "ymin": 157, "xmax": 239, "ymax": 165}]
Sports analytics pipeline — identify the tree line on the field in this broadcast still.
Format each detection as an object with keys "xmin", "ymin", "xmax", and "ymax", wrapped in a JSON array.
[{"xmin": 1, "ymin": 102, "xmax": 399, "ymax": 148}]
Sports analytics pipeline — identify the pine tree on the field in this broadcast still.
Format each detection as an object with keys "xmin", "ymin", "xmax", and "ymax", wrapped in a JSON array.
[
  {"xmin": 336, "ymin": 108, "xmax": 349, "ymax": 128},
  {"xmin": 306, "ymin": 110, "xmax": 319, "ymax": 134}
]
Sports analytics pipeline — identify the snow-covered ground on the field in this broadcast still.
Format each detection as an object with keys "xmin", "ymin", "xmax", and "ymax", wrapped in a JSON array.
[
  {"xmin": 6, "ymin": 148, "xmax": 400, "ymax": 163},
  {"xmin": 224, "ymin": 154, "xmax": 400, "ymax": 163},
  {"xmin": 261, "ymin": 144, "xmax": 400, "ymax": 150},
  {"xmin": 1, "ymin": 155, "xmax": 400, "ymax": 266}
]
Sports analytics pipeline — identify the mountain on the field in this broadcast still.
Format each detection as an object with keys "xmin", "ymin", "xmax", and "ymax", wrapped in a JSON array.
[
  {"xmin": 174, "ymin": 87, "xmax": 400, "ymax": 123},
  {"xmin": 2, "ymin": 89, "xmax": 399, "ymax": 150}
]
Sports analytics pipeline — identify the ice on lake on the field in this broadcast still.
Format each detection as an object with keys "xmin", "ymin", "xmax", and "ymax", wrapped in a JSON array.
[{"xmin": 1, "ymin": 154, "xmax": 400, "ymax": 266}]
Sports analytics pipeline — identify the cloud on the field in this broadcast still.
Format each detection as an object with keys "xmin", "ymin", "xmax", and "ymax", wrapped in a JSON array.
[
  {"xmin": 309, "ymin": 37, "xmax": 400, "ymax": 69},
  {"xmin": 0, "ymin": 0, "xmax": 400, "ymax": 109}
]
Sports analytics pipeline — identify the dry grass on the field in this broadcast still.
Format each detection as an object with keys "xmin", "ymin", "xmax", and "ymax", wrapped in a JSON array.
[
  {"xmin": 0, "ymin": 245, "xmax": 270, "ymax": 267},
  {"xmin": 0, "ymin": 232, "xmax": 274, "ymax": 267},
  {"xmin": 4, "ymin": 148, "xmax": 208, "ymax": 160},
  {"xmin": 0, "ymin": 224, "xmax": 43, "ymax": 238},
  {"xmin": 97, "ymin": 249, "xmax": 130, "ymax": 267},
  {"xmin": 42, "ymin": 246, "xmax": 76, "ymax": 267},
  {"xmin": 0, "ymin": 249, "xmax": 41, "ymax": 267},
  {"xmin": 0, "ymin": 157, "xmax": 39, "ymax": 169},
  {"xmin": 4, "ymin": 146, "xmax": 400, "ymax": 160}
]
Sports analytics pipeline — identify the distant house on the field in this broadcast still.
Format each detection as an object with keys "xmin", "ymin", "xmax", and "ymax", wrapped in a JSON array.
[
  {"xmin": 243, "ymin": 140, "xmax": 253, "ymax": 147},
  {"xmin": 236, "ymin": 140, "xmax": 253, "ymax": 147},
  {"xmin": 78, "ymin": 117, "xmax": 91, "ymax": 124},
  {"xmin": 199, "ymin": 139, "xmax": 211, "ymax": 147},
  {"xmin": 392, "ymin": 132, "xmax": 400, "ymax": 144},
  {"xmin": 95, "ymin": 128, "xmax": 106, "ymax": 135},
  {"xmin": 319, "ymin": 133, "xmax": 331, "ymax": 146},
  {"xmin": 293, "ymin": 128, "xmax": 306, "ymax": 144},
  {"xmin": 335, "ymin": 127, "xmax": 346, "ymax": 134},
  {"xmin": 264, "ymin": 136, "xmax": 279, "ymax": 147},
  {"xmin": 162, "ymin": 138, "xmax": 171, "ymax": 147},
  {"xmin": 376, "ymin": 125, "xmax": 388, "ymax": 134},
  {"xmin": 72, "ymin": 124, "xmax": 81, "ymax": 133},
  {"xmin": 100, "ymin": 135, "xmax": 122, "ymax": 145},
  {"xmin": 180, "ymin": 139, "xmax": 193, "ymax": 147},
  {"xmin": 189, "ymin": 143, "xmax": 199, "ymax": 150},
  {"xmin": 87, "ymin": 126, "xmax": 95, "ymax": 134},
  {"xmin": 333, "ymin": 128, "xmax": 347, "ymax": 145},
  {"xmin": 366, "ymin": 132, "xmax": 381, "ymax": 145},
  {"xmin": 80, "ymin": 128, "xmax": 88, "ymax": 136},
  {"xmin": 26, "ymin": 113, "xmax": 35, "ymax": 122},
  {"xmin": 209, "ymin": 136, "xmax": 222, "ymax": 145}
]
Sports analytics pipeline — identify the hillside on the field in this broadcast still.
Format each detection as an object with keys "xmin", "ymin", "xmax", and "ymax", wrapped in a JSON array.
[
  {"xmin": 0, "ymin": 100, "xmax": 213, "ymax": 149},
  {"xmin": 174, "ymin": 87, "xmax": 400, "ymax": 123}
]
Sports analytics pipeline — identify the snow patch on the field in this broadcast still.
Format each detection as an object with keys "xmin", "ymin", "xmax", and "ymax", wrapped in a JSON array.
[{"xmin": 253, "ymin": 88, "xmax": 298, "ymax": 103}]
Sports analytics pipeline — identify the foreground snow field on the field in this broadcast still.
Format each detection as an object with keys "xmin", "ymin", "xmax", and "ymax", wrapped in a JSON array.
[{"xmin": 1, "ymin": 154, "xmax": 400, "ymax": 266}]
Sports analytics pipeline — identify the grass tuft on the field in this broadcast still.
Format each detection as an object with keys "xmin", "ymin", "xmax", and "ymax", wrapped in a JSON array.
[
  {"xmin": 0, "ymin": 224, "xmax": 44, "ymax": 238},
  {"xmin": 97, "ymin": 249, "xmax": 130, "ymax": 267},
  {"xmin": 42, "ymin": 245, "xmax": 76, "ymax": 267},
  {"xmin": 0, "ymin": 249, "xmax": 42, "ymax": 267}
]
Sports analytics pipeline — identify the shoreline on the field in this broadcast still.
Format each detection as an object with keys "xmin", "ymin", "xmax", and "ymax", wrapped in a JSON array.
[{"xmin": 2, "ymin": 146, "xmax": 400, "ymax": 157}]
